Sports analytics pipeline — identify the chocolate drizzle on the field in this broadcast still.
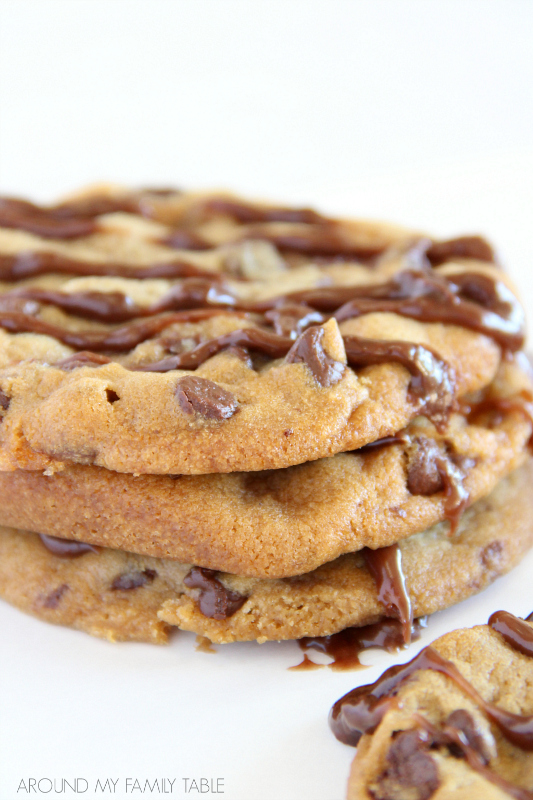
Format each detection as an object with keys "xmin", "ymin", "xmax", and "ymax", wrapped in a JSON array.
[
  {"xmin": 183, "ymin": 567, "xmax": 247, "ymax": 620},
  {"xmin": 0, "ymin": 251, "xmax": 219, "ymax": 282},
  {"xmin": 363, "ymin": 544, "xmax": 413, "ymax": 643}
]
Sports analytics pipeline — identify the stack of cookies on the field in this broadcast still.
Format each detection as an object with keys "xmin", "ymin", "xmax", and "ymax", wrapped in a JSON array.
[{"xmin": 0, "ymin": 185, "xmax": 531, "ymax": 645}]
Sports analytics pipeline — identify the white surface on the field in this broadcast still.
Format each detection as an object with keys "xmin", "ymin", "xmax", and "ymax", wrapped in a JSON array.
[{"xmin": 1, "ymin": 2, "xmax": 533, "ymax": 799}]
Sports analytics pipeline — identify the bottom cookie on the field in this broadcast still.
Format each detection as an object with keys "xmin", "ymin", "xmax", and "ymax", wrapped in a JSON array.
[
  {"xmin": 0, "ymin": 460, "xmax": 532, "ymax": 645},
  {"xmin": 331, "ymin": 611, "xmax": 533, "ymax": 799}
]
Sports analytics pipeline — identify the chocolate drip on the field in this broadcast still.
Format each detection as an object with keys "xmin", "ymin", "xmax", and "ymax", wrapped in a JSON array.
[
  {"xmin": 296, "ymin": 618, "xmax": 426, "ymax": 671},
  {"xmin": 363, "ymin": 545, "xmax": 413, "ymax": 644},
  {"xmin": 39, "ymin": 533, "xmax": 98, "ymax": 557},
  {"xmin": 331, "ymin": 615, "xmax": 533, "ymax": 751},
  {"xmin": 0, "ymin": 251, "xmax": 219, "ymax": 282},
  {"xmin": 285, "ymin": 326, "xmax": 345, "ymax": 387},
  {"xmin": 343, "ymin": 335, "xmax": 455, "ymax": 430},
  {"xmin": 183, "ymin": 567, "xmax": 247, "ymax": 620},
  {"xmin": 489, "ymin": 610, "xmax": 533, "ymax": 658}
]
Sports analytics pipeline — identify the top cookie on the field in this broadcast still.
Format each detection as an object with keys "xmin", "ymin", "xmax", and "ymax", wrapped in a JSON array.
[{"xmin": 0, "ymin": 187, "xmax": 523, "ymax": 474}]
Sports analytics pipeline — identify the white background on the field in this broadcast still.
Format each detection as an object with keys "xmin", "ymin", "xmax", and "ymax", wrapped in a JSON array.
[{"xmin": 1, "ymin": 2, "xmax": 533, "ymax": 799}]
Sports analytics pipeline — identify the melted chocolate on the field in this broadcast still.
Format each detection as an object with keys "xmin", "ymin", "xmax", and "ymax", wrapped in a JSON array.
[
  {"xmin": 240, "ymin": 225, "xmax": 386, "ymax": 260},
  {"xmin": 175, "ymin": 376, "xmax": 239, "ymax": 420},
  {"xmin": 0, "ymin": 197, "xmax": 97, "ymax": 238},
  {"xmin": 363, "ymin": 545, "xmax": 413, "ymax": 643},
  {"xmin": 489, "ymin": 610, "xmax": 533, "ymax": 658},
  {"xmin": 285, "ymin": 326, "xmax": 345, "ymax": 387},
  {"xmin": 332, "ymin": 269, "xmax": 523, "ymax": 351},
  {"xmin": 136, "ymin": 328, "xmax": 293, "ymax": 372},
  {"xmin": 201, "ymin": 198, "xmax": 328, "ymax": 225},
  {"xmin": 426, "ymin": 236, "xmax": 495, "ymax": 266},
  {"xmin": 373, "ymin": 728, "xmax": 439, "ymax": 800},
  {"xmin": 39, "ymin": 534, "xmax": 98, "ymax": 557},
  {"xmin": 0, "ymin": 309, "xmax": 239, "ymax": 352},
  {"xmin": 296, "ymin": 617, "xmax": 427, "ymax": 671},
  {"xmin": 407, "ymin": 437, "xmax": 470, "ymax": 532},
  {"xmin": 183, "ymin": 567, "xmax": 247, "ymax": 620}
]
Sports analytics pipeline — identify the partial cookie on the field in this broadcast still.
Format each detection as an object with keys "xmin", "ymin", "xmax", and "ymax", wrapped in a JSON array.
[
  {"xmin": 0, "ymin": 187, "xmax": 521, "ymax": 474},
  {"xmin": 0, "ymin": 363, "xmax": 530, "ymax": 577},
  {"xmin": 0, "ymin": 459, "xmax": 532, "ymax": 643},
  {"xmin": 332, "ymin": 615, "xmax": 533, "ymax": 799}
]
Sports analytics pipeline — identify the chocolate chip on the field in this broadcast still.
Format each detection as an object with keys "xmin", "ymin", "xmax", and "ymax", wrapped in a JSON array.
[
  {"xmin": 39, "ymin": 534, "xmax": 99, "ymax": 558},
  {"xmin": 407, "ymin": 437, "xmax": 445, "ymax": 496},
  {"xmin": 373, "ymin": 729, "xmax": 439, "ymax": 800},
  {"xmin": 105, "ymin": 388, "xmax": 120, "ymax": 404},
  {"xmin": 480, "ymin": 541, "xmax": 504, "ymax": 570},
  {"xmin": 42, "ymin": 584, "xmax": 69, "ymax": 609},
  {"xmin": 285, "ymin": 326, "xmax": 344, "ymax": 387},
  {"xmin": 427, "ymin": 236, "xmax": 494, "ymax": 266},
  {"xmin": 446, "ymin": 709, "xmax": 491, "ymax": 764},
  {"xmin": 183, "ymin": 567, "xmax": 247, "ymax": 620},
  {"xmin": 0, "ymin": 389, "xmax": 10, "ymax": 411},
  {"xmin": 175, "ymin": 376, "xmax": 239, "ymax": 420},
  {"xmin": 111, "ymin": 569, "xmax": 157, "ymax": 591}
]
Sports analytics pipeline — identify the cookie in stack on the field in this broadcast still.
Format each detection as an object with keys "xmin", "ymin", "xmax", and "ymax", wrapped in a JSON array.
[{"xmin": 0, "ymin": 186, "xmax": 531, "ymax": 644}]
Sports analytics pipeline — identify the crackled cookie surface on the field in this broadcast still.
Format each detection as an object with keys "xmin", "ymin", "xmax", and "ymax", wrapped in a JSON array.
[
  {"xmin": 333, "ymin": 615, "xmax": 533, "ymax": 799},
  {"xmin": 0, "ymin": 459, "xmax": 532, "ymax": 643},
  {"xmin": 0, "ymin": 186, "xmax": 521, "ymax": 474}
]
